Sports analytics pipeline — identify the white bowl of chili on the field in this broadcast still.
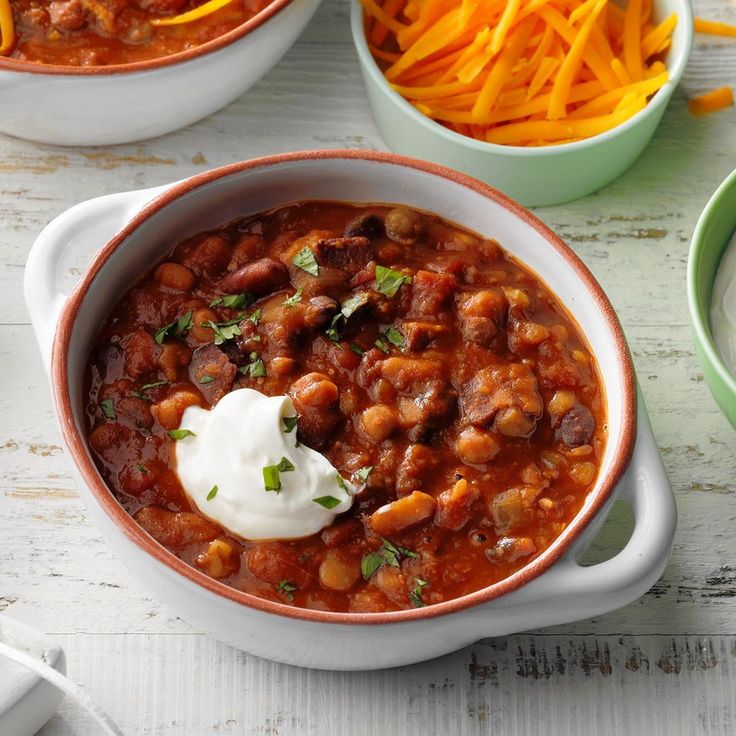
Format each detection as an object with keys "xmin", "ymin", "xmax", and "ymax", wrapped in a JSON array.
[
  {"xmin": 350, "ymin": 0, "xmax": 693, "ymax": 207},
  {"xmin": 25, "ymin": 150, "xmax": 675, "ymax": 670},
  {"xmin": 0, "ymin": 0, "xmax": 321, "ymax": 145}
]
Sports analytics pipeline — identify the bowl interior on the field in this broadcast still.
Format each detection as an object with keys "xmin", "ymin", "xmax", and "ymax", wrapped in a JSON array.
[
  {"xmin": 688, "ymin": 169, "xmax": 736, "ymax": 409},
  {"xmin": 65, "ymin": 155, "xmax": 633, "ymax": 524},
  {"xmin": 350, "ymin": 0, "xmax": 693, "ymax": 157}
]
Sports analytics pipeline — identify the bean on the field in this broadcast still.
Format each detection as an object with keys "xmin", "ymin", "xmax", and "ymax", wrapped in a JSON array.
[
  {"xmin": 359, "ymin": 404, "xmax": 397, "ymax": 442},
  {"xmin": 319, "ymin": 551, "xmax": 360, "ymax": 592},
  {"xmin": 154, "ymin": 262, "xmax": 196, "ymax": 292},
  {"xmin": 191, "ymin": 308, "xmax": 217, "ymax": 343},
  {"xmin": 218, "ymin": 257, "xmax": 289, "ymax": 295},
  {"xmin": 455, "ymin": 427, "xmax": 500, "ymax": 464},
  {"xmin": 369, "ymin": 490, "xmax": 437, "ymax": 536},
  {"xmin": 385, "ymin": 207, "xmax": 423, "ymax": 245},
  {"xmin": 151, "ymin": 389, "xmax": 201, "ymax": 430}
]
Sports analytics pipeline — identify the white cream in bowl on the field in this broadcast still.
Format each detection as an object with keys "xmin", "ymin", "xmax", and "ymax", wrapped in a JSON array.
[
  {"xmin": 711, "ymin": 232, "xmax": 736, "ymax": 374},
  {"xmin": 175, "ymin": 388, "xmax": 354, "ymax": 541}
]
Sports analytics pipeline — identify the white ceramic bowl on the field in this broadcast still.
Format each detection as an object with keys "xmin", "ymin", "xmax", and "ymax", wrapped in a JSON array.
[
  {"xmin": 350, "ymin": 0, "xmax": 693, "ymax": 207},
  {"xmin": 0, "ymin": 0, "xmax": 321, "ymax": 146},
  {"xmin": 25, "ymin": 151, "xmax": 676, "ymax": 670}
]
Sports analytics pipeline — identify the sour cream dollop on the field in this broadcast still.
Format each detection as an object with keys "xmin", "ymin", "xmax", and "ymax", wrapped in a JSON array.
[
  {"xmin": 175, "ymin": 388, "xmax": 354, "ymax": 540},
  {"xmin": 711, "ymin": 231, "xmax": 736, "ymax": 375}
]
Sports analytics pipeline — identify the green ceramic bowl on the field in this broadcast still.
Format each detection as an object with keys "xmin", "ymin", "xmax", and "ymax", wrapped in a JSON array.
[
  {"xmin": 351, "ymin": 0, "xmax": 693, "ymax": 207},
  {"xmin": 687, "ymin": 168, "xmax": 736, "ymax": 428}
]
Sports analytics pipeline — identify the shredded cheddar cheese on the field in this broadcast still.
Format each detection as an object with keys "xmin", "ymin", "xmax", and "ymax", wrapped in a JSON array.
[
  {"xmin": 688, "ymin": 86, "xmax": 735, "ymax": 117},
  {"xmin": 0, "ymin": 0, "xmax": 15, "ymax": 55},
  {"xmin": 150, "ymin": 0, "xmax": 236, "ymax": 26},
  {"xmin": 361, "ymin": 0, "xmax": 676, "ymax": 146},
  {"xmin": 694, "ymin": 17, "xmax": 736, "ymax": 38}
]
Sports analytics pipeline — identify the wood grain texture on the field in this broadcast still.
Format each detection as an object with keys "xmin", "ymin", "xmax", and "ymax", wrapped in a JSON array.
[{"xmin": 1, "ymin": 0, "xmax": 736, "ymax": 731}]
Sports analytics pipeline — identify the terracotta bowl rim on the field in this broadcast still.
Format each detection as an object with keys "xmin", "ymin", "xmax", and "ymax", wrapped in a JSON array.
[
  {"xmin": 0, "ymin": 0, "xmax": 295, "ymax": 76},
  {"xmin": 51, "ymin": 148, "xmax": 637, "ymax": 625}
]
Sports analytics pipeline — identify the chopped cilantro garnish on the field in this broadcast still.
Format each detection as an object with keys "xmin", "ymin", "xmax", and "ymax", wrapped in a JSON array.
[
  {"xmin": 292, "ymin": 247, "xmax": 319, "ymax": 277},
  {"xmin": 136, "ymin": 464, "xmax": 148, "ymax": 474},
  {"xmin": 360, "ymin": 553, "xmax": 383, "ymax": 580},
  {"xmin": 384, "ymin": 326, "xmax": 405, "ymax": 349},
  {"xmin": 374, "ymin": 336, "xmax": 389, "ymax": 353},
  {"xmin": 313, "ymin": 495, "xmax": 341, "ymax": 510},
  {"xmin": 282, "ymin": 288, "xmax": 303, "ymax": 308},
  {"xmin": 210, "ymin": 293, "xmax": 254, "ymax": 309},
  {"xmin": 375, "ymin": 265, "xmax": 411, "ymax": 297},
  {"xmin": 132, "ymin": 380, "xmax": 168, "ymax": 400},
  {"xmin": 282, "ymin": 415, "xmax": 298, "ymax": 433},
  {"xmin": 336, "ymin": 474, "xmax": 348, "ymax": 491},
  {"xmin": 207, "ymin": 318, "xmax": 242, "ymax": 346},
  {"xmin": 341, "ymin": 292, "xmax": 369, "ymax": 319},
  {"xmin": 238, "ymin": 353, "xmax": 266, "ymax": 378},
  {"xmin": 409, "ymin": 578, "xmax": 429, "ymax": 608},
  {"xmin": 206, "ymin": 485, "xmax": 218, "ymax": 501},
  {"xmin": 248, "ymin": 308, "xmax": 262, "ymax": 325},
  {"xmin": 101, "ymin": 399, "xmax": 116, "ymax": 420},
  {"xmin": 199, "ymin": 375, "xmax": 215, "ymax": 385},
  {"xmin": 360, "ymin": 538, "xmax": 418, "ymax": 579},
  {"xmin": 350, "ymin": 343, "xmax": 365, "ymax": 356},
  {"xmin": 154, "ymin": 310, "xmax": 193, "ymax": 345},
  {"xmin": 354, "ymin": 466, "xmax": 373, "ymax": 484},
  {"xmin": 168, "ymin": 429, "xmax": 196, "ymax": 440},
  {"xmin": 262, "ymin": 456, "xmax": 295, "ymax": 493},
  {"xmin": 326, "ymin": 314, "xmax": 342, "ymax": 343},
  {"xmin": 276, "ymin": 580, "xmax": 297, "ymax": 601}
]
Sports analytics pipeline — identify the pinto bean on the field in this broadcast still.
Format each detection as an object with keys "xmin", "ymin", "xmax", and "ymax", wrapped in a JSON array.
[
  {"xmin": 290, "ymin": 373, "xmax": 342, "ymax": 450},
  {"xmin": 359, "ymin": 404, "xmax": 397, "ymax": 442},
  {"xmin": 455, "ymin": 426, "xmax": 500, "ymax": 464},
  {"xmin": 180, "ymin": 235, "xmax": 231, "ymax": 278},
  {"xmin": 151, "ymin": 389, "xmax": 202, "ymax": 430},
  {"xmin": 369, "ymin": 490, "xmax": 437, "ymax": 536},
  {"xmin": 559, "ymin": 405, "xmax": 595, "ymax": 447},
  {"xmin": 122, "ymin": 329, "xmax": 160, "ymax": 379},
  {"xmin": 154, "ymin": 262, "xmax": 196, "ymax": 292},
  {"xmin": 134, "ymin": 506, "xmax": 220, "ymax": 550},
  {"xmin": 435, "ymin": 478, "xmax": 479, "ymax": 531},
  {"xmin": 218, "ymin": 258, "xmax": 289, "ymax": 296},
  {"xmin": 196, "ymin": 538, "xmax": 239, "ymax": 579},
  {"xmin": 319, "ymin": 551, "xmax": 360, "ymax": 592},
  {"xmin": 385, "ymin": 207, "xmax": 423, "ymax": 245}
]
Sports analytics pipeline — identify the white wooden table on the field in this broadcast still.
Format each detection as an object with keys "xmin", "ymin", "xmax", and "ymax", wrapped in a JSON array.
[{"xmin": 2, "ymin": 0, "xmax": 736, "ymax": 732}]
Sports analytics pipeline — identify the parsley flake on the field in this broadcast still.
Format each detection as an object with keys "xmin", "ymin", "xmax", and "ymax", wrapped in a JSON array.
[
  {"xmin": 354, "ymin": 466, "xmax": 373, "ymax": 484},
  {"xmin": 101, "ymin": 399, "xmax": 116, "ymax": 420},
  {"xmin": 136, "ymin": 464, "xmax": 148, "ymax": 474},
  {"xmin": 313, "ymin": 495, "xmax": 341, "ymax": 510},
  {"xmin": 282, "ymin": 288, "xmax": 303, "ymax": 308},
  {"xmin": 409, "ymin": 578, "xmax": 429, "ymax": 608},
  {"xmin": 262, "ymin": 456, "xmax": 295, "ymax": 493},
  {"xmin": 199, "ymin": 375, "xmax": 215, "ymax": 385},
  {"xmin": 360, "ymin": 538, "xmax": 419, "ymax": 579},
  {"xmin": 238, "ymin": 354, "xmax": 266, "ymax": 378},
  {"xmin": 132, "ymin": 380, "xmax": 168, "ymax": 400},
  {"xmin": 350, "ymin": 343, "xmax": 365, "ymax": 356},
  {"xmin": 154, "ymin": 310, "xmax": 193, "ymax": 345},
  {"xmin": 210, "ymin": 293, "xmax": 254, "ymax": 309},
  {"xmin": 276, "ymin": 580, "xmax": 297, "ymax": 601},
  {"xmin": 206, "ymin": 485, "xmax": 218, "ymax": 501},
  {"xmin": 361, "ymin": 553, "xmax": 383, "ymax": 580},
  {"xmin": 336, "ymin": 474, "xmax": 348, "ymax": 491},
  {"xmin": 292, "ymin": 247, "xmax": 319, "ymax": 277},
  {"xmin": 374, "ymin": 336, "xmax": 389, "ymax": 353},
  {"xmin": 341, "ymin": 292, "xmax": 369, "ymax": 319},
  {"xmin": 375, "ymin": 265, "xmax": 411, "ymax": 297},
  {"xmin": 282, "ymin": 416, "xmax": 298, "ymax": 433},
  {"xmin": 168, "ymin": 429, "xmax": 196, "ymax": 440},
  {"xmin": 207, "ymin": 318, "xmax": 242, "ymax": 346},
  {"xmin": 384, "ymin": 326, "xmax": 405, "ymax": 349}
]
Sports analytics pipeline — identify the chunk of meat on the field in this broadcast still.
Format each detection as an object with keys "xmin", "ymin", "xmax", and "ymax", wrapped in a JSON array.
[
  {"xmin": 457, "ymin": 289, "xmax": 506, "ymax": 346},
  {"xmin": 122, "ymin": 328, "xmax": 160, "ymax": 379},
  {"xmin": 303, "ymin": 295, "xmax": 338, "ymax": 330},
  {"xmin": 289, "ymin": 372, "xmax": 342, "ymax": 450},
  {"xmin": 369, "ymin": 491, "xmax": 437, "ymax": 536},
  {"xmin": 380, "ymin": 356, "xmax": 443, "ymax": 393},
  {"xmin": 49, "ymin": 0, "xmax": 85, "ymax": 30},
  {"xmin": 396, "ymin": 443, "xmax": 438, "ymax": 495},
  {"xmin": 344, "ymin": 213, "xmax": 384, "ymax": 239},
  {"xmin": 245, "ymin": 543, "xmax": 312, "ymax": 588},
  {"xmin": 180, "ymin": 235, "xmax": 231, "ymax": 279},
  {"xmin": 80, "ymin": 0, "xmax": 126, "ymax": 33},
  {"xmin": 400, "ymin": 321, "xmax": 449, "ymax": 351},
  {"xmin": 410, "ymin": 270, "xmax": 457, "ymax": 316},
  {"xmin": 189, "ymin": 343, "xmax": 237, "ymax": 405},
  {"xmin": 384, "ymin": 207, "xmax": 424, "ymax": 245},
  {"xmin": 397, "ymin": 380, "xmax": 457, "ymax": 442},
  {"xmin": 218, "ymin": 257, "xmax": 289, "ymax": 296},
  {"xmin": 313, "ymin": 236, "xmax": 373, "ymax": 274},
  {"xmin": 134, "ymin": 506, "xmax": 220, "ymax": 550},
  {"xmin": 559, "ymin": 405, "xmax": 595, "ymax": 447},
  {"xmin": 435, "ymin": 478, "xmax": 479, "ymax": 531},
  {"xmin": 461, "ymin": 363, "xmax": 543, "ymax": 438}
]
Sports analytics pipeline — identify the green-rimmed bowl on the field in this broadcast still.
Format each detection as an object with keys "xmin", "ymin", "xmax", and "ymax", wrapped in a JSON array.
[{"xmin": 687, "ymin": 168, "xmax": 736, "ymax": 429}]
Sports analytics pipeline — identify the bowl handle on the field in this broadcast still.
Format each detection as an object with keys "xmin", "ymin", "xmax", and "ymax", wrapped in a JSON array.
[
  {"xmin": 471, "ymin": 389, "xmax": 676, "ymax": 630},
  {"xmin": 24, "ymin": 185, "xmax": 171, "ymax": 373}
]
